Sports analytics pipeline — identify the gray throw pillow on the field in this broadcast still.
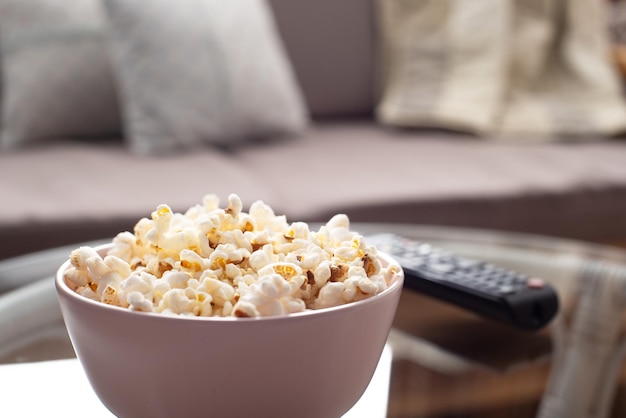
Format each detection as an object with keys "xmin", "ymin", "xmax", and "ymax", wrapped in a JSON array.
[
  {"xmin": 0, "ymin": 0, "xmax": 122, "ymax": 149},
  {"xmin": 102, "ymin": 0, "xmax": 309, "ymax": 155}
]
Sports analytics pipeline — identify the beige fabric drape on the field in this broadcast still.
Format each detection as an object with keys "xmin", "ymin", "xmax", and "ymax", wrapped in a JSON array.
[{"xmin": 376, "ymin": 0, "xmax": 626, "ymax": 141}]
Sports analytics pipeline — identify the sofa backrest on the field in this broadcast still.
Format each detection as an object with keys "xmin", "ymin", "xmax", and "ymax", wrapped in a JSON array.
[
  {"xmin": 0, "ymin": 0, "xmax": 374, "ymax": 128},
  {"xmin": 268, "ymin": 0, "xmax": 376, "ymax": 119}
]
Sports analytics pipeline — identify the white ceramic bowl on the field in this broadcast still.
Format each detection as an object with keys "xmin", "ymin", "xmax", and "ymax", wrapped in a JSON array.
[{"xmin": 55, "ymin": 244, "xmax": 404, "ymax": 418}]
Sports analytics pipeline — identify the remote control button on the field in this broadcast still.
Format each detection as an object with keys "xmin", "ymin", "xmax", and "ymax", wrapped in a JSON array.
[
  {"xmin": 412, "ymin": 243, "xmax": 433, "ymax": 255},
  {"xmin": 455, "ymin": 259, "xmax": 483, "ymax": 269},
  {"xmin": 425, "ymin": 263, "xmax": 456, "ymax": 274},
  {"xmin": 481, "ymin": 264, "xmax": 497, "ymax": 272},
  {"xmin": 527, "ymin": 277, "xmax": 545, "ymax": 288},
  {"xmin": 512, "ymin": 275, "xmax": 529, "ymax": 285},
  {"xmin": 498, "ymin": 285, "xmax": 516, "ymax": 295}
]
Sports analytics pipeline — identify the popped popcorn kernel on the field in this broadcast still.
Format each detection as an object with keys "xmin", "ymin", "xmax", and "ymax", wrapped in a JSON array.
[
  {"xmin": 225, "ymin": 193, "xmax": 243, "ymax": 216},
  {"xmin": 153, "ymin": 204, "xmax": 172, "ymax": 220},
  {"xmin": 102, "ymin": 284, "xmax": 122, "ymax": 306},
  {"xmin": 261, "ymin": 262, "xmax": 302, "ymax": 280},
  {"xmin": 127, "ymin": 291, "xmax": 153, "ymax": 312},
  {"xmin": 63, "ymin": 194, "xmax": 400, "ymax": 317}
]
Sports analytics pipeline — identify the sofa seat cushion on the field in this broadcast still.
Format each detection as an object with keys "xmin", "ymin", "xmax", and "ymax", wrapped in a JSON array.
[
  {"xmin": 0, "ymin": 143, "xmax": 279, "ymax": 258},
  {"xmin": 3, "ymin": 121, "xmax": 626, "ymax": 259},
  {"xmin": 234, "ymin": 122, "xmax": 626, "ymax": 239}
]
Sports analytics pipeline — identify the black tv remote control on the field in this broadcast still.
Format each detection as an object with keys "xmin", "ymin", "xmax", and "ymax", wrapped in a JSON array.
[{"xmin": 366, "ymin": 233, "xmax": 559, "ymax": 331}]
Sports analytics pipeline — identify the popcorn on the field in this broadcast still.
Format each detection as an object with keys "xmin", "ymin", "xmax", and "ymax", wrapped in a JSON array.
[{"xmin": 64, "ymin": 193, "xmax": 400, "ymax": 318}]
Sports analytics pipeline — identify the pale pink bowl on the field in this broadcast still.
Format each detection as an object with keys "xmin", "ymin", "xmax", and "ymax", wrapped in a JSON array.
[{"xmin": 55, "ymin": 244, "xmax": 404, "ymax": 418}]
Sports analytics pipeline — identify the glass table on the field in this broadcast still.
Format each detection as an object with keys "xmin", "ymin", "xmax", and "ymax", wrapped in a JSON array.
[{"xmin": 2, "ymin": 223, "xmax": 626, "ymax": 418}]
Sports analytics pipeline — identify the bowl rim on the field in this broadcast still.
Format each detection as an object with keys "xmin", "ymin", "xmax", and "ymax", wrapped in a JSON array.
[{"xmin": 55, "ymin": 244, "xmax": 404, "ymax": 323}]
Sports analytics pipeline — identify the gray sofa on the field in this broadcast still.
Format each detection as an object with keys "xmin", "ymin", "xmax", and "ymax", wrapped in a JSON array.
[{"xmin": 2, "ymin": 0, "xmax": 626, "ymax": 260}]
